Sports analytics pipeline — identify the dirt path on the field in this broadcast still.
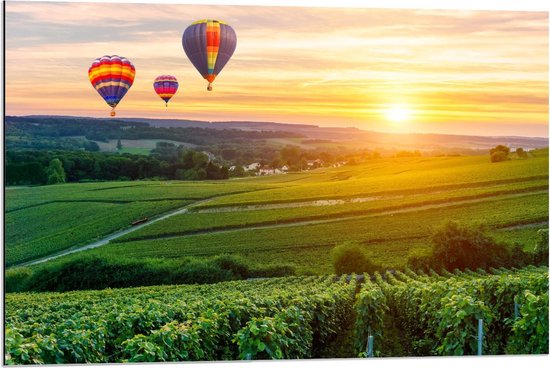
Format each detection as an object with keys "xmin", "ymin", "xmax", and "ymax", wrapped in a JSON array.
[
  {"xmin": 121, "ymin": 190, "xmax": 549, "ymax": 242},
  {"xmin": 18, "ymin": 199, "xmax": 210, "ymax": 267},
  {"xmin": 498, "ymin": 221, "xmax": 548, "ymax": 231}
]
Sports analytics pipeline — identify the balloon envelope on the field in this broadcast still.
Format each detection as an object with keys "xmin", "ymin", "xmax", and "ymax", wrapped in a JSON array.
[
  {"xmin": 153, "ymin": 75, "xmax": 179, "ymax": 106},
  {"xmin": 88, "ymin": 55, "xmax": 135, "ymax": 115},
  {"xmin": 182, "ymin": 19, "xmax": 236, "ymax": 90}
]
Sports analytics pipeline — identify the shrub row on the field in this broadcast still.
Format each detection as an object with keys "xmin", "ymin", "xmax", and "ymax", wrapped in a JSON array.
[{"xmin": 5, "ymin": 255, "xmax": 296, "ymax": 292}]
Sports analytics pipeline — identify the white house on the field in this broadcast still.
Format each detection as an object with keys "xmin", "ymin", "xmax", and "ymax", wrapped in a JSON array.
[{"xmin": 244, "ymin": 162, "xmax": 261, "ymax": 171}]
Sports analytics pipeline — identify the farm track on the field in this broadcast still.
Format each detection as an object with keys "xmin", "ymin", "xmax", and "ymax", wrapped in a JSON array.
[
  {"xmin": 497, "ymin": 221, "xmax": 549, "ymax": 231},
  {"xmin": 16, "ymin": 198, "xmax": 214, "ymax": 267},
  {"xmin": 117, "ymin": 189, "xmax": 548, "ymax": 243}
]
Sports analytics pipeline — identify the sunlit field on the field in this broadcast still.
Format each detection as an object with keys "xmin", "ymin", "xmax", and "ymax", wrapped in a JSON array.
[{"xmin": 5, "ymin": 150, "xmax": 548, "ymax": 272}]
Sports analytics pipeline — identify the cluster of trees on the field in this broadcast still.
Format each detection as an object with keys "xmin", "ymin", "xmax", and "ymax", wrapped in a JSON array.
[
  {"xmin": 490, "ymin": 145, "xmax": 530, "ymax": 163},
  {"xmin": 331, "ymin": 221, "xmax": 548, "ymax": 275},
  {"xmin": 5, "ymin": 146, "xmax": 229, "ymax": 185},
  {"xmin": 410, "ymin": 221, "xmax": 548, "ymax": 271}
]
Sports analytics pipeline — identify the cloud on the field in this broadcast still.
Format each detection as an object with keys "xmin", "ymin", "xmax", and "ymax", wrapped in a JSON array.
[{"xmin": 4, "ymin": 1, "xmax": 548, "ymax": 136}]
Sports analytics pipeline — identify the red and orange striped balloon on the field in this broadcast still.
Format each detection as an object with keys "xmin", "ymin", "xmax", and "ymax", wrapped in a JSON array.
[
  {"xmin": 88, "ymin": 55, "xmax": 135, "ymax": 116},
  {"xmin": 153, "ymin": 75, "xmax": 179, "ymax": 107}
]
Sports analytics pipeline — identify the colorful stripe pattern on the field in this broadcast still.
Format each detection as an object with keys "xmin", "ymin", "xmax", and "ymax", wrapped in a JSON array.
[
  {"xmin": 182, "ymin": 19, "xmax": 237, "ymax": 86},
  {"xmin": 153, "ymin": 75, "xmax": 179, "ymax": 106},
  {"xmin": 88, "ymin": 55, "xmax": 135, "ymax": 109}
]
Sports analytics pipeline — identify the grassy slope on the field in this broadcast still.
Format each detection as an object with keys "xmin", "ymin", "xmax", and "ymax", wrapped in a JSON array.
[
  {"xmin": 6, "ymin": 153, "xmax": 548, "ymax": 271},
  {"xmin": 4, "ymin": 181, "xmax": 267, "ymax": 265},
  {"xmin": 92, "ymin": 192, "xmax": 548, "ymax": 273},
  {"xmin": 200, "ymin": 155, "xmax": 548, "ymax": 207}
]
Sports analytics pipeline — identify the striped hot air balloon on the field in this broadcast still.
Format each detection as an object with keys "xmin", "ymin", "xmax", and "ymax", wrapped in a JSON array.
[
  {"xmin": 88, "ymin": 55, "xmax": 135, "ymax": 116},
  {"xmin": 153, "ymin": 75, "xmax": 179, "ymax": 107},
  {"xmin": 182, "ymin": 19, "xmax": 237, "ymax": 91}
]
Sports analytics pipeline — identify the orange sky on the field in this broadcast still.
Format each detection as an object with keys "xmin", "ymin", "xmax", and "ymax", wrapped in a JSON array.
[{"xmin": 4, "ymin": 1, "xmax": 549, "ymax": 137}]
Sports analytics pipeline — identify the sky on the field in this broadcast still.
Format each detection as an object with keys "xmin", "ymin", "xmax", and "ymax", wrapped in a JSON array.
[{"xmin": 4, "ymin": 0, "xmax": 549, "ymax": 137}]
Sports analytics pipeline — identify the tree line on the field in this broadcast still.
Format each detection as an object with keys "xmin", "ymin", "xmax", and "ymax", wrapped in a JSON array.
[
  {"xmin": 5, "ymin": 147, "xmax": 229, "ymax": 185},
  {"xmin": 5, "ymin": 116, "xmax": 302, "ymax": 151}
]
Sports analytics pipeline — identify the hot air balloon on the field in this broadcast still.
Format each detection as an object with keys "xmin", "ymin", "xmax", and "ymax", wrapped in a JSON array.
[
  {"xmin": 88, "ymin": 55, "xmax": 135, "ymax": 117},
  {"xmin": 153, "ymin": 75, "xmax": 179, "ymax": 107},
  {"xmin": 182, "ymin": 19, "xmax": 236, "ymax": 91}
]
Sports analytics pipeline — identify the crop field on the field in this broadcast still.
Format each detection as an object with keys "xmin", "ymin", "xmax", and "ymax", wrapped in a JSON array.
[
  {"xmin": 5, "ymin": 152, "xmax": 548, "ymax": 271},
  {"xmin": 94, "ymin": 139, "xmax": 197, "ymax": 153},
  {"xmin": 202, "ymin": 154, "xmax": 549, "ymax": 207},
  {"xmin": 4, "ymin": 180, "xmax": 267, "ymax": 265},
  {"xmin": 98, "ymin": 192, "xmax": 548, "ymax": 273},
  {"xmin": 5, "ymin": 266, "xmax": 548, "ymax": 363},
  {"xmin": 116, "ymin": 179, "xmax": 547, "ymax": 243}
]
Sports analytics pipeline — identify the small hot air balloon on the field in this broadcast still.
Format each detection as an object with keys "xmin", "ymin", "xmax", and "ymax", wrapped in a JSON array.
[
  {"xmin": 153, "ymin": 75, "xmax": 179, "ymax": 107},
  {"xmin": 88, "ymin": 55, "xmax": 135, "ymax": 116},
  {"xmin": 182, "ymin": 19, "xmax": 236, "ymax": 91}
]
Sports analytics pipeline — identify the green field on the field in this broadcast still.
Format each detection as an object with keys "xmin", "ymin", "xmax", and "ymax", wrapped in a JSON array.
[
  {"xmin": 4, "ymin": 180, "xmax": 266, "ymax": 265},
  {"xmin": 94, "ymin": 139, "xmax": 197, "ymax": 154},
  {"xmin": 5, "ymin": 152, "xmax": 548, "ymax": 272}
]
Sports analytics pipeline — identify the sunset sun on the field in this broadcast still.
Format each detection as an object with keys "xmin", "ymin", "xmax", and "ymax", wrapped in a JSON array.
[{"xmin": 386, "ymin": 105, "xmax": 412, "ymax": 123}]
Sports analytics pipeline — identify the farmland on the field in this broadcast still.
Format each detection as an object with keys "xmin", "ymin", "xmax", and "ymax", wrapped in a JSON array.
[
  {"xmin": 4, "ymin": 180, "xmax": 266, "ymax": 265},
  {"xmin": 5, "ymin": 266, "xmax": 548, "ymax": 363},
  {"xmin": 4, "ymin": 152, "xmax": 548, "ymax": 271}
]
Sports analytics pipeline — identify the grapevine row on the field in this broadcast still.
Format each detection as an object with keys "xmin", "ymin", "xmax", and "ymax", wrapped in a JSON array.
[{"xmin": 5, "ymin": 267, "xmax": 548, "ymax": 363}]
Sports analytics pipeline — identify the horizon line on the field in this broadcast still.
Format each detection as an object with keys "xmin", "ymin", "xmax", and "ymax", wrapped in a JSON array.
[{"xmin": 9, "ymin": 114, "xmax": 549, "ymax": 140}]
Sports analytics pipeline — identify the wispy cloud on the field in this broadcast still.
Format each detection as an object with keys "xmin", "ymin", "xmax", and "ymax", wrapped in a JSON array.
[{"xmin": 4, "ymin": 1, "xmax": 548, "ymax": 137}]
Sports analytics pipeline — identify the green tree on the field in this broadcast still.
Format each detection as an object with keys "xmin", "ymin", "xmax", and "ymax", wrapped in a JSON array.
[
  {"xmin": 431, "ymin": 221, "xmax": 507, "ymax": 270},
  {"xmin": 489, "ymin": 145, "xmax": 510, "ymax": 163},
  {"xmin": 490, "ymin": 145, "xmax": 510, "ymax": 155},
  {"xmin": 230, "ymin": 165, "xmax": 246, "ymax": 177},
  {"xmin": 491, "ymin": 151, "xmax": 508, "ymax": 163},
  {"xmin": 116, "ymin": 139, "xmax": 123, "ymax": 150},
  {"xmin": 515, "ymin": 147, "xmax": 528, "ymax": 159},
  {"xmin": 331, "ymin": 241, "xmax": 378, "ymax": 274},
  {"xmin": 46, "ymin": 158, "xmax": 66, "ymax": 184}
]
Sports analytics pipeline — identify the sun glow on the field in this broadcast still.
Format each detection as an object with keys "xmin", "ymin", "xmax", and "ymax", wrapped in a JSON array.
[{"xmin": 385, "ymin": 105, "xmax": 412, "ymax": 123}]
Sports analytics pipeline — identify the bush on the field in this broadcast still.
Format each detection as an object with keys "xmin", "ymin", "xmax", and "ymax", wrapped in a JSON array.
[
  {"xmin": 4, "ymin": 267, "xmax": 34, "ymax": 292},
  {"xmin": 431, "ymin": 221, "xmax": 509, "ymax": 270},
  {"xmin": 489, "ymin": 145, "xmax": 510, "ymax": 163},
  {"xmin": 408, "ymin": 254, "xmax": 434, "ymax": 272},
  {"xmin": 170, "ymin": 259, "xmax": 235, "ymax": 284},
  {"xmin": 213, "ymin": 254, "xmax": 250, "ymax": 279},
  {"xmin": 331, "ymin": 242, "xmax": 379, "ymax": 275},
  {"xmin": 490, "ymin": 151, "xmax": 508, "ymax": 163},
  {"xmin": 6, "ymin": 256, "xmax": 238, "ymax": 292},
  {"xmin": 250, "ymin": 264, "xmax": 296, "ymax": 278},
  {"xmin": 533, "ymin": 229, "xmax": 549, "ymax": 265},
  {"xmin": 515, "ymin": 147, "xmax": 528, "ymax": 159},
  {"xmin": 5, "ymin": 255, "xmax": 299, "ymax": 293},
  {"xmin": 490, "ymin": 145, "xmax": 510, "ymax": 156}
]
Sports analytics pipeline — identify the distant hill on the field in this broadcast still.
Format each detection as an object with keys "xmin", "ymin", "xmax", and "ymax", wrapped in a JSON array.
[
  {"xmin": 118, "ymin": 117, "xmax": 549, "ymax": 151},
  {"xmin": 8, "ymin": 115, "xmax": 549, "ymax": 152}
]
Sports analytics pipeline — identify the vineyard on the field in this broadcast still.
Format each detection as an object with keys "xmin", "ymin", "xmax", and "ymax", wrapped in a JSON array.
[{"xmin": 5, "ymin": 266, "xmax": 548, "ymax": 363}]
